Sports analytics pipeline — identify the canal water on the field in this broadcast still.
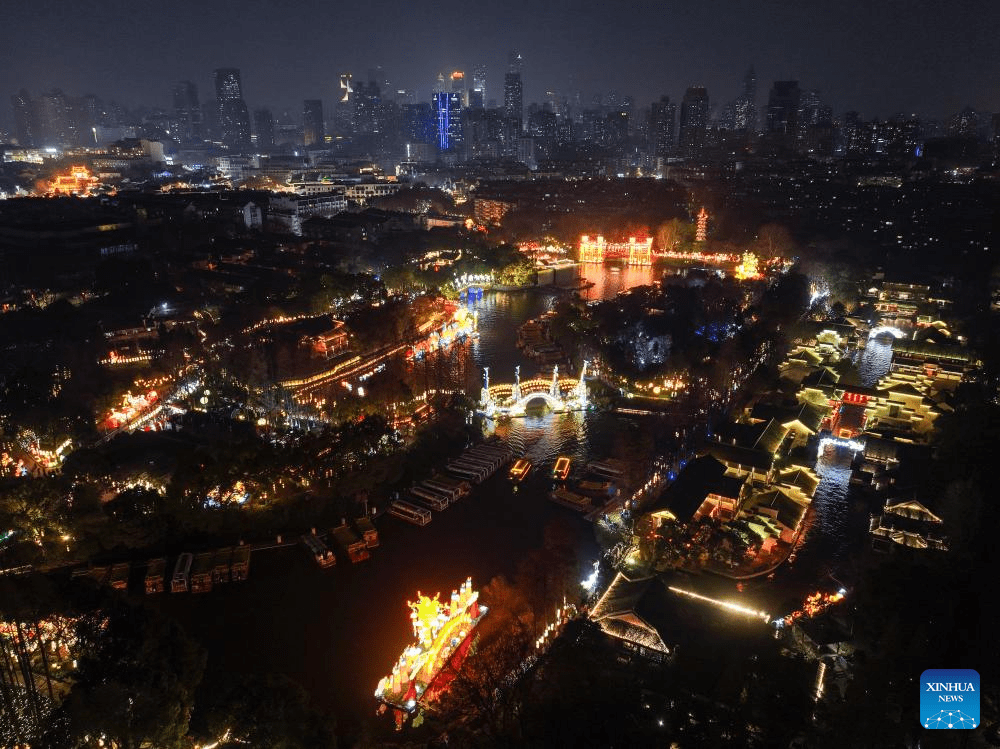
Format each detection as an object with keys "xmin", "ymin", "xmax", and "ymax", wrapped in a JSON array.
[
  {"xmin": 154, "ymin": 265, "xmax": 895, "ymax": 736},
  {"xmin": 154, "ymin": 264, "xmax": 663, "ymax": 737}
]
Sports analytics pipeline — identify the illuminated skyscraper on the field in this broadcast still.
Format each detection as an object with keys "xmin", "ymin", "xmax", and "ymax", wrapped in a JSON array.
[
  {"xmin": 213, "ymin": 68, "xmax": 252, "ymax": 149},
  {"xmin": 172, "ymin": 80, "xmax": 202, "ymax": 142},
  {"xmin": 302, "ymin": 99, "xmax": 324, "ymax": 146},
  {"xmin": 678, "ymin": 86, "xmax": 709, "ymax": 156},
  {"xmin": 433, "ymin": 91, "xmax": 463, "ymax": 151}
]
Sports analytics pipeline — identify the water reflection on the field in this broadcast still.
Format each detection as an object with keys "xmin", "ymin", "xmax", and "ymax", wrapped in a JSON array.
[
  {"xmin": 855, "ymin": 336, "xmax": 894, "ymax": 387},
  {"xmin": 578, "ymin": 263, "xmax": 662, "ymax": 302}
]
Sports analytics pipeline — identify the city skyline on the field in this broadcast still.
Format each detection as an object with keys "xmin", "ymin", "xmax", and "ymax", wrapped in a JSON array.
[{"xmin": 3, "ymin": 0, "xmax": 999, "ymax": 127}]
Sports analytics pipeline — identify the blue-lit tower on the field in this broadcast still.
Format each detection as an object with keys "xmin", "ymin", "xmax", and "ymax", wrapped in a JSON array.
[{"xmin": 433, "ymin": 91, "xmax": 463, "ymax": 152}]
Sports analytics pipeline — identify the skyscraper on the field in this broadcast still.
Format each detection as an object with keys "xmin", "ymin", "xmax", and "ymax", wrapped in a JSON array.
[
  {"xmin": 678, "ymin": 86, "xmax": 709, "ymax": 156},
  {"xmin": 253, "ymin": 108, "xmax": 275, "ymax": 148},
  {"xmin": 302, "ymin": 99, "xmax": 324, "ymax": 147},
  {"xmin": 433, "ymin": 91, "xmax": 463, "ymax": 152},
  {"xmin": 34, "ymin": 90, "xmax": 72, "ymax": 147},
  {"xmin": 213, "ymin": 68, "xmax": 252, "ymax": 149},
  {"xmin": 172, "ymin": 80, "xmax": 202, "ymax": 142},
  {"xmin": 733, "ymin": 66, "xmax": 757, "ymax": 131},
  {"xmin": 649, "ymin": 95, "xmax": 676, "ymax": 159},
  {"xmin": 503, "ymin": 51, "xmax": 524, "ymax": 155},
  {"xmin": 766, "ymin": 80, "xmax": 801, "ymax": 150},
  {"xmin": 472, "ymin": 64, "xmax": 487, "ymax": 106},
  {"xmin": 11, "ymin": 89, "xmax": 36, "ymax": 147}
]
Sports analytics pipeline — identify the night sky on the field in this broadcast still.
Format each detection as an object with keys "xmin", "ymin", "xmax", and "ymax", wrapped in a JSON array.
[{"xmin": 3, "ymin": 0, "xmax": 999, "ymax": 122}]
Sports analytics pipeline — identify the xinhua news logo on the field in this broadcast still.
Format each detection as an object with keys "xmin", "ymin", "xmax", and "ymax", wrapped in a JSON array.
[{"xmin": 920, "ymin": 669, "xmax": 980, "ymax": 730}]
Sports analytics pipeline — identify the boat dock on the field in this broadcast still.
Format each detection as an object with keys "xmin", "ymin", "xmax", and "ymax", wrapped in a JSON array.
[{"xmin": 389, "ymin": 500, "xmax": 432, "ymax": 526}]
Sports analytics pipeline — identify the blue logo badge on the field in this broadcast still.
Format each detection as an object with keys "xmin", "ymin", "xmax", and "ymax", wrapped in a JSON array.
[{"xmin": 920, "ymin": 669, "xmax": 980, "ymax": 729}]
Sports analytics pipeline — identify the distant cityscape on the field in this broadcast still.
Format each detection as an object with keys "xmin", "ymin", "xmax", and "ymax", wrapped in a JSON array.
[{"xmin": 4, "ymin": 53, "xmax": 998, "ymax": 181}]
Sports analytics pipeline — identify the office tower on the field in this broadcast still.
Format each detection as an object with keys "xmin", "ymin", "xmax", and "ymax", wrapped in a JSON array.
[
  {"xmin": 766, "ymin": 80, "xmax": 801, "ymax": 150},
  {"xmin": 11, "ymin": 89, "xmax": 36, "ymax": 146},
  {"xmin": 503, "ymin": 51, "xmax": 524, "ymax": 155},
  {"xmin": 433, "ymin": 91, "xmax": 463, "ymax": 151},
  {"xmin": 339, "ymin": 73, "xmax": 354, "ymax": 104},
  {"xmin": 402, "ymin": 102, "xmax": 435, "ymax": 144},
  {"xmin": 367, "ymin": 66, "xmax": 390, "ymax": 96},
  {"xmin": 472, "ymin": 64, "xmax": 487, "ymax": 104},
  {"xmin": 214, "ymin": 68, "xmax": 252, "ymax": 148},
  {"xmin": 254, "ymin": 108, "xmax": 275, "ymax": 148},
  {"xmin": 303, "ymin": 99, "xmax": 324, "ymax": 146},
  {"xmin": 172, "ymin": 80, "xmax": 202, "ymax": 141},
  {"xmin": 354, "ymin": 81, "xmax": 381, "ymax": 134},
  {"xmin": 34, "ymin": 90, "xmax": 72, "ymax": 147},
  {"xmin": 451, "ymin": 71, "xmax": 465, "ymax": 95},
  {"xmin": 649, "ymin": 95, "xmax": 676, "ymax": 158},
  {"xmin": 733, "ymin": 65, "xmax": 757, "ymax": 131},
  {"xmin": 678, "ymin": 86, "xmax": 709, "ymax": 156}
]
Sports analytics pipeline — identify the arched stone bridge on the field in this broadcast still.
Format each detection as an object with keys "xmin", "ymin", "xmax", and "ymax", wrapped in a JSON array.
[{"xmin": 478, "ymin": 363, "xmax": 590, "ymax": 418}]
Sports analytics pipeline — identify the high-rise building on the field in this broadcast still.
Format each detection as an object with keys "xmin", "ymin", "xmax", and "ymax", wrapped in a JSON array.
[
  {"xmin": 472, "ymin": 64, "xmax": 487, "ymax": 105},
  {"xmin": 172, "ymin": 80, "xmax": 202, "ymax": 142},
  {"xmin": 766, "ymin": 80, "xmax": 801, "ymax": 150},
  {"xmin": 354, "ymin": 81, "xmax": 381, "ymax": 134},
  {"xmin": 451, "ymin": 71, "xmax": 466, "ymax": 98},
  {"xmin": 678, "ymin": 86, "xmax": 709, "ymax": 156},
  {"xmin": 253, "ymin": 108, "xmax": 275, "ymax": 148},
  {"xmin": 649, "ymin": 95, "xmax": 676, "ymax": 159},
  {"xmin": 34, "ymin": 90, "xmax": 72, "ymax": 147},
  {"xmin": 503, "ymin": 51, "xmax": 524, "ymax": 155},
  {"xmin": 733, "ymin": 66, "xmax": 757, "ymax": 131},
  {"xmin": 11, "ymin": 89, "xmax": 36, "ymax": 147},
  {"xmin": 433, "ymin": 91, "xmax": 463, "ymax": 152},
  {"xmin": 339, "ymin": 73, "xmax": 354, "ymax": 104},
  {"xmin": 302, "ymin": 99, "xmax": 324, "ymax": 147},
  {"xmin": 213, "ymin": 68, "xmax": 252, "ymax": 149}
]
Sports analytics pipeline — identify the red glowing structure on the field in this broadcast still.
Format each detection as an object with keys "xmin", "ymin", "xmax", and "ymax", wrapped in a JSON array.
[
  {"xmin": 578, "ymin": 235, "xmax": 653, "ymax": 265},
  {"xmin": 375, "ymin": 578, "xmax": 488, "ymax": 728}
]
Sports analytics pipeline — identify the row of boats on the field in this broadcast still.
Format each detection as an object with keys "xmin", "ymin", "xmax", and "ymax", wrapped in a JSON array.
[
  {"xmin": 389, "ymin": 443, "xmax": 514, "ymax": 525},
  {"xmin": 70, "ymin": 544, "xmax": 254, "ymax": 595},
  {"xmin": 301, "ymin": 517, "xmax": 380, "ymax": 568}
]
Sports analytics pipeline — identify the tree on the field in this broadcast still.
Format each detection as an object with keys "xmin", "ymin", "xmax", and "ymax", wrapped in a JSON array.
[
  {"xmin": 753, "ymin": 223, "xmax": 795, "ymax": 259},
  {"xmin": 47, "ymin": 600, "xmax": 206, "ymax": 749},
  {"xmin": 191, "ymin": 674, "xmax": 336, "ymax": 749}
]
